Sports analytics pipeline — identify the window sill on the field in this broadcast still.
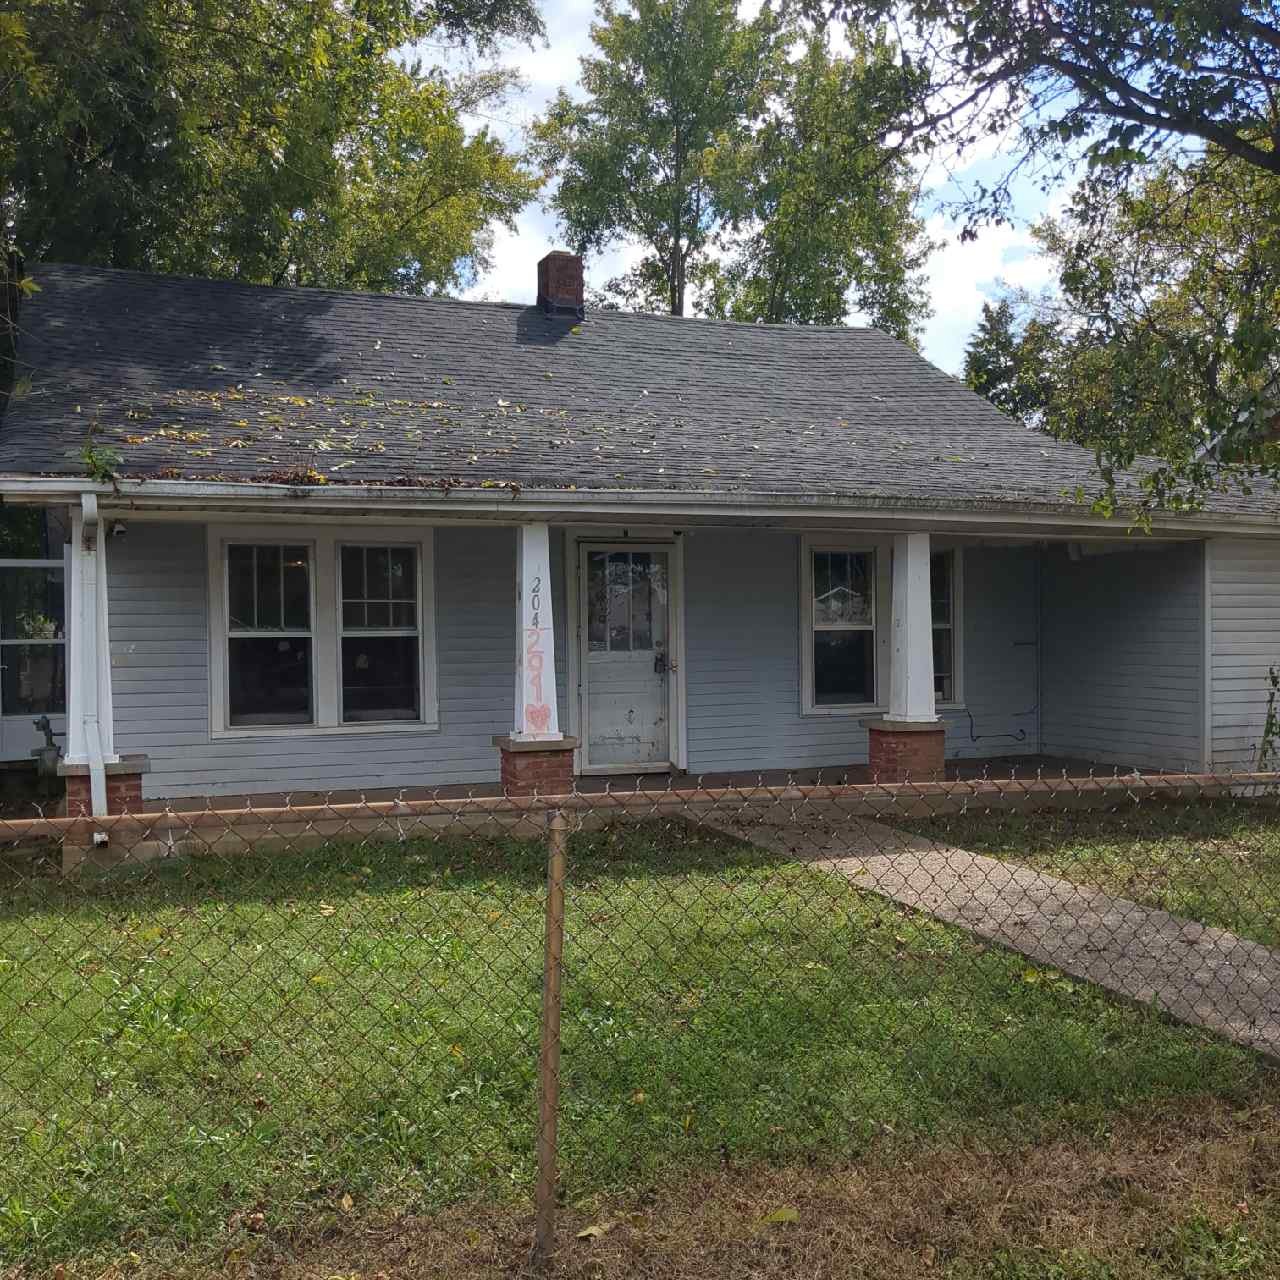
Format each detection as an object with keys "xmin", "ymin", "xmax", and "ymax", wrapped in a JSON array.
[
  {"xmin": 210, "ymin": 719, "xmax": 440, "ymax": 741},
  {"xmin": 800, "ymin": 703, "xmax": 966, "ymax": 719}
]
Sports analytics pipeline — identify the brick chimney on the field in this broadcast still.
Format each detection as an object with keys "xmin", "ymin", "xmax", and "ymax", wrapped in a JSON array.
[{"xmin": 537, "ymin": 250, "xmax": 584, "ymax": 319}]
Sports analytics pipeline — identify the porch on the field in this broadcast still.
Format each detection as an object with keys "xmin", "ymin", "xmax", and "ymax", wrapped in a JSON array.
[{"xmin": 41, "ymin": 504, "xmax": 1215, "ymax": 813}]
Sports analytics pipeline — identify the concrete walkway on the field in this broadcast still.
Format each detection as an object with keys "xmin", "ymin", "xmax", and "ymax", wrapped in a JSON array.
[{"xmin": 701, "ymin": 804, "xmax": 1280, "ymax": 1061}]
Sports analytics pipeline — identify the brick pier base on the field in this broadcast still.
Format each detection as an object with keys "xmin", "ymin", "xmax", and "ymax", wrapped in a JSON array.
[
  {"xmin": 493, "ymin": 736, "xmax": 579, "ymax": 796},
  {"xmin": 864, "ymin": 720, "xmax": 945, "ymax": 784},
  {"xmin": 59, "ymin": 755, "xmax": 151, "ymax": 815}
]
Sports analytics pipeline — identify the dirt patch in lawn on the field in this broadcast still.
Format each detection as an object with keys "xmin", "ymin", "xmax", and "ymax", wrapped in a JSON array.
[{"xmin": 32, "ymin": 1086, "xmax": 1277, "ymax": 1280}]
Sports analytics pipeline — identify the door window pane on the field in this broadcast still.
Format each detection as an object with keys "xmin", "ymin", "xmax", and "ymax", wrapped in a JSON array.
[
  {"xmin": 631, "ymin": 552, "xmax": 653, "ymax": 650},
  {"xmin": 588, "ymin": 550, "xmax": 669, "ymax": 654},
  {"xmin": 586, "ymin": 552, "xmax": 607, "ymax": 651},
  {"xmin": 229, "ymin": 637, "xmax": 312, "ymax": 725},
  {"xmin": 0, "ymin": 568, "xmax": 65, "ymax": 639},
  {"xmin": 813, "ymin": 631, "xmax": 874, "ymax": 705},
  {"xmin": 342, "ymin": 636, "xmax": 420, "ymax": 721},
  {"xmin": 1, "ymin": 644, "xmax": 66, "ymax": 715},
  {"xmin": 607, "ymin": 552, "xmax": 631, "ymax": 651}
]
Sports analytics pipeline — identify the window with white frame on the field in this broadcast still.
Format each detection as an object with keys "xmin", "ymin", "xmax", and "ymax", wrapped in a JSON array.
[
  {"xmin": 801, "ymin": 538, "xmax": 961, "ymax": 713},
  {"xmin": 211, "ymin": 528, "xmax": 435, "ymax": 735},
  {"xmin": 0, "ymin": 564, "xmax": 67, "ymax": 716},
  {"xmin": 0, "ymin": 508, "xmax": 69, "ymax": 720},
  {"xmin": 808, "ymin": 547, "xmax": 878, "ymax": 707},
  {"xmin": 931, "ymin": 549, "xmax": 958, "ymax": 703}
]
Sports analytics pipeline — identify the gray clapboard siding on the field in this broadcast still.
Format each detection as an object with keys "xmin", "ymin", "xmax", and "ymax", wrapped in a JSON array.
[
  {"xmin": 1039, "ymin": 543, "xmax": 1204, "ymax": 771},
  {"xmin": 108, "ymin": 522, "xmax": 554, "ymax": 799},
  {"xmin": 682, "ymin": 530, "xmax": 1039, "ymax": 773},
  {"xmin": 114, "ymin": 521, "xmax": 1216, "ymax": 795},
  {"xmin": 1208, "ymin": 538, "xmax": 1280, "ymax": 770}
]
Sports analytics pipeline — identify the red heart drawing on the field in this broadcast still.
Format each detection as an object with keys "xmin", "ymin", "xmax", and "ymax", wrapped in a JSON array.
[{"xmin": 525, "ymin": 702, "xmax": 552, "ymax": 733}]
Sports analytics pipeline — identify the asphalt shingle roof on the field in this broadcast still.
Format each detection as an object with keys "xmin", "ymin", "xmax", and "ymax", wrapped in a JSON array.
[{"xmin": 0, "ymin": 262, "xmax": 1261, "ymax": 518}]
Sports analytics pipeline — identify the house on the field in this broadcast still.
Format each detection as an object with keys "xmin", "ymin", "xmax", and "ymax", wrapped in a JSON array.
[{"xmin": 0, "ymin": 251, "xmax": 1278, "ymax": 815}]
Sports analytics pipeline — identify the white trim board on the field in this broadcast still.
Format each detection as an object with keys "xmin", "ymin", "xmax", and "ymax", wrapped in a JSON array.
[{"xmin": 3, "ymin": 476, "xmax": 1274, "ymax": 539}]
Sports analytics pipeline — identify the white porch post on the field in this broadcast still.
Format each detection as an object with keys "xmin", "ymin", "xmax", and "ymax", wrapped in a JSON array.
[
  {"xmin": 513, "ymin": 522, "xmax": 562, "ymax": 740},
  {"xmin": 887, "ymin": 531, "xmax": 938, "ymax": 723},
  {"xmin": 66, "ymin": 494, "xmax": 118, "ymax": 814}
]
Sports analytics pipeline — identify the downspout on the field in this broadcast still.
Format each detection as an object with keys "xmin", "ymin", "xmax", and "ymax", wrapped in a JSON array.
[{"xmin": 79, "ymin": 493, "xmax": 108, "ymax": 816}]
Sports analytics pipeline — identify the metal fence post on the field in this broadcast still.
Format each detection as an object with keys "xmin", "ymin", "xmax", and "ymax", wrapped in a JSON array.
[{"xmin": 530, "ymin": 806, "xmax": 568, "ymax": 1269}]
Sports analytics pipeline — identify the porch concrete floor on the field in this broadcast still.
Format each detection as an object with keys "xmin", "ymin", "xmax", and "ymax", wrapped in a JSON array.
[{"xmin": 700, "ymin": 805, "xmax": 1280, "ymax": 1062}]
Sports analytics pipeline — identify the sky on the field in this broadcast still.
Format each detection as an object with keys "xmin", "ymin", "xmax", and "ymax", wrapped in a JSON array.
[{"xmin": 434, "ymin": 0, "xmax": 1061, "ymax": 375}]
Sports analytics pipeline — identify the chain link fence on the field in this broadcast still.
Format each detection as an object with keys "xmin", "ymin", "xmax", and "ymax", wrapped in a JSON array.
[{"xmin": 3, "ymin": 772, "xmax": 1279, "ymax": 1273}]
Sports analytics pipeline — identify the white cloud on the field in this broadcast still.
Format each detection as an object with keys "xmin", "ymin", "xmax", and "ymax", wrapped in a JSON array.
[{"xmin": 918, "ymin": 215, "xmax": 1056, "ymax": 374}]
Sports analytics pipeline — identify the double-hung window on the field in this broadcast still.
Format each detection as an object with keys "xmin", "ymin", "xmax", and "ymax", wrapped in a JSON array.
[
  {"xmin": 811, "ymin": 549, "xmax": 877, "ymax": 705},
  {"xmin": 802, "ymin": 539, "xmax": 889, "ymax": 712},
  {"xmin": 226, "ymin": 544, "xmax": 314, "ymax": 726},
  {"xmin": 211, "ymin": 527, "xmax": 435, "ymax": 735},
  {"xmin": 801, "ymin": 537, "xmax": 961, "ymax": 713},
  {"xmin": 339, "ymin": 545, "xmax": 421, "ymax": 722}
]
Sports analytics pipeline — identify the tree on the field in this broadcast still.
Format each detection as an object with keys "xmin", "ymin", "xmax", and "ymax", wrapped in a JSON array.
[
  {"xmin": 695, "ymin": 26, "xmax": 929, "ymax": 338},
  {"xmin": 1014, "ymin": 152, "xmax": 1280, "ymax": 512},
  {"xmin": 830, "ymin": 0, "xmax": 1280, "ymax": 226},
  {"xmin": 962, "ymin": 298, "xmax": 1056, "ymax": 421},
  {"xmin": 2, "ymin": 0, "xmax": 543, "ymax": 293},
  {"xmin": 532, "ymin": 0, "xmax": 785, "ymax": 316}
]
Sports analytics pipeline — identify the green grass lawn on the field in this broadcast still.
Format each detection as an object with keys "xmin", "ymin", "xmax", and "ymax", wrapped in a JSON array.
[
  {"xmin": 902, "ymin": 798, "xmax": 1280, "ymax": 947},
  {"xmin": 0, "ymin": 819, "xmax": 1267, "ymax": 1270}
]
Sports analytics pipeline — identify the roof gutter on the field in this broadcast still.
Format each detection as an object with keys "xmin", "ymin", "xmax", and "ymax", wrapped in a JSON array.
[{"xmin": 1, "ymin": 475, "xmax": 1278, "ymax": 539}]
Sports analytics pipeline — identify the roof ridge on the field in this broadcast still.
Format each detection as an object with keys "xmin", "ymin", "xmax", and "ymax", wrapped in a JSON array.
[{"xmin": 28, "ymin": 261, "xmax": 887, "ymax": 338}]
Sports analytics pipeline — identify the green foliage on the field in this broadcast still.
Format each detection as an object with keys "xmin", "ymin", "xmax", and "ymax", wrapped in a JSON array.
[
  {"xmin": 696, "ymin": 26, "xmax": 930, "ymax": 337},
  {"xmin": 906, "ymin": 800, "xmax": 1280, "ymax": 949},
  {"xmin": 80, "ymin": 440, "xmax": 121, "ymax": 484},
  {"xmin": 1259, "ymin": 666, "xmax": 1280, "ymax": 771},
  {"xmin": 1, "ymin": 1, "xmax": 543, "ymax": 293},
  {"xmin": 535, "ymin": 1, "xmax": 929, "ymax": 330},
  {"xmin": 1022, "ymin": 153, "xmax": 1280, "ymax": 512},
  {"xmin": 0, "ymin": 823, "xmax": 1253, "ymax": 1265},
  {"xmin": 830, "ymin": 0, "xmax": 1280, "ymax": 227},
  {"xmin": 962, "ymin": 299, "xmax": 1058, "ymax": 423},
  {"xmin": 534, "ymin": 0, "xmax": 782, "ymax": 317}
]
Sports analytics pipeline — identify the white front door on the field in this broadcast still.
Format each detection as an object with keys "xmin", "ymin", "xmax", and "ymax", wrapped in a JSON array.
[{"xmin": 580, "ymin": 546, "xmax": 671, "ymax": 770}]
